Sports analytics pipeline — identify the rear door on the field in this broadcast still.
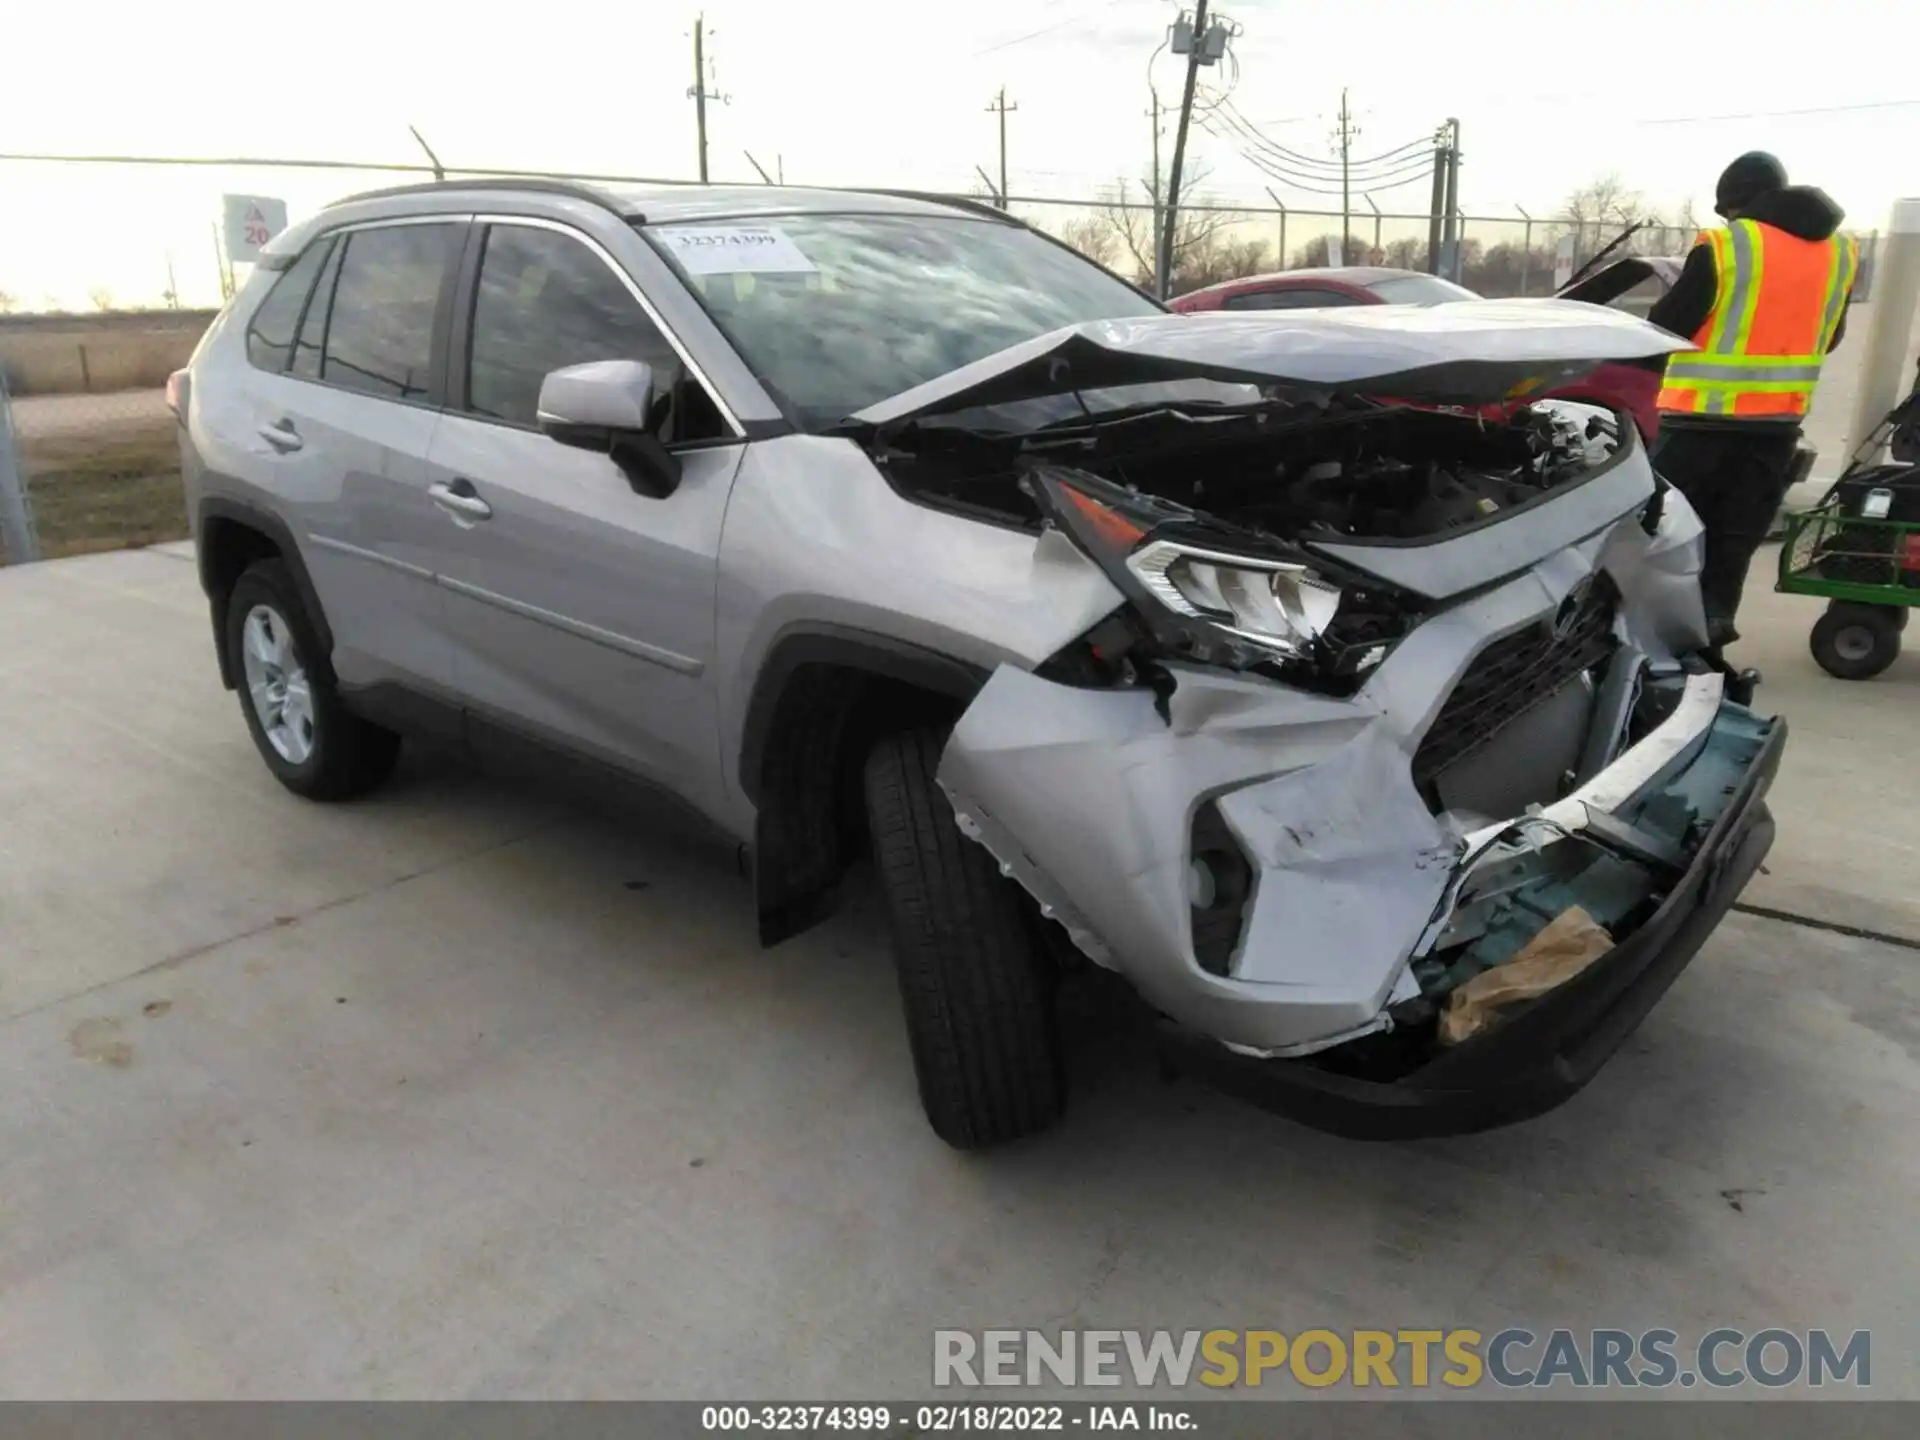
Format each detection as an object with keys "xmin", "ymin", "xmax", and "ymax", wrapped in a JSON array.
[
  {"xmin": 244, "ymin": 217, "xmax": 466, "ymax": 698},
  {"xmin": 421, "ymin": 217, "xmax": 746, "ymax": 804}
]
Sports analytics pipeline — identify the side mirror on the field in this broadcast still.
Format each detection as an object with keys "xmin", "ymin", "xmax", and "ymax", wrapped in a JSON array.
[{"xmin": 536, "ymin": 360, "xmax": 681, "ymax": 498}]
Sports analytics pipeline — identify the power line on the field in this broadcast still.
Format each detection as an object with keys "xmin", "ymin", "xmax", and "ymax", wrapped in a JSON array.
[
  {"xmin": 1208, "ymin": 94, "xmax": 1429, "ymax": 174},
  {"xmin": 967, "ymin": 0, "xmax": 1132, "ymax": 58},
  {"xmin": 1228, "ymin": 144, "xmax": 1434, "ymax": 199},
  {"xmin": 1201, "ymin": 108, "xmax": 1433, "ymax": 192},
  {"xmin": 1639, "ymin": 96, "xmax": 1920, "ymax": 124}
]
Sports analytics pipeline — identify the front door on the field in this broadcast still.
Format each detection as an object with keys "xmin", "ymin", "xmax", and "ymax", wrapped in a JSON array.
[{"xmin": 422, "ymin": 219, "xmax": 745, "ymax": 812}]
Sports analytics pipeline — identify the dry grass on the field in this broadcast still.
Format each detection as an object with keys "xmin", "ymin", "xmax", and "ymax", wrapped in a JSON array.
[{"xmin": 6, "ymin": 417, "xmax": 187, "ymax": 562}]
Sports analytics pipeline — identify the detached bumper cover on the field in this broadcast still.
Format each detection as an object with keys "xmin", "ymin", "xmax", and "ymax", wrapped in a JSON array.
[{"xmin": 1158, "ymin": 718, "xmax": 1784, "ymax": 1139}]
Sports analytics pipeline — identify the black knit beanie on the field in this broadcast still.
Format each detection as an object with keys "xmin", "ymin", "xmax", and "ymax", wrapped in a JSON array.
[{"xmin": 1716, "ymin": 152, "xmax": 1788, "ymax": 217}]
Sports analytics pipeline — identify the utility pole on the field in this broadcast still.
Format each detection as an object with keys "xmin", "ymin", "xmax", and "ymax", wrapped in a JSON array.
[
  {"xmin": 986, "ymin": 87, "xmax": 1018, "ymax": 210},
  {"xmin": 1158, "ymin": 0, "xmax": 1214, "ymax": 300},
  {"xmin": 1516, "ymin": 204, "xmax": 1534, "ymax": 296},
  {"xmin": 1333, "ymin": 88, "xmax": 1358, "ymax": 266},
  {"xmin": 1426, "ymin": 122, "xmax": 1450, "ymax": 275},
  {"xmin": 1441, "ymin": 117, "xmax": 1462, "ymax": 282},
  {"xmin": 689, "ymin": 15, "xmax": 727, "ymax": 183},
  {"xmin": 1264, "ymin": 187, "xmax": 1289, "ymax": 270},
  {"xmin": 1147, "ymin": 87, "xmax": 1165, "ymax": 259}
]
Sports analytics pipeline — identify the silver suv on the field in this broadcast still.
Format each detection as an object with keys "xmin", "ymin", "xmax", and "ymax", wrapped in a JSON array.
[{"xmin": 176, "ymin": 180, "xmax": 1783, "ymax": 1147}]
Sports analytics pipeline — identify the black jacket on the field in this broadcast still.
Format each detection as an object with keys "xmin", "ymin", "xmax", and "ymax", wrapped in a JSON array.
[{"xmin": 1648, "ymin": 186, "xmax": 1852, "ymax": 430}]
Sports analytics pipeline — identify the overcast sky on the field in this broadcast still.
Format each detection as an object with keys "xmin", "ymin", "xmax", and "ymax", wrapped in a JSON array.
[{"xmin": 2, "ymin": 0, "xmax": 1915, "ymax": 307}]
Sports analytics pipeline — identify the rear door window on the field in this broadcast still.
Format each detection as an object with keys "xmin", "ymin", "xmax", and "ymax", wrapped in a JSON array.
[
  {"xmin": 320, "ymin": 223, "xmax": 458, "ymax": 401},
  {"xmin": 245, "ymin": 241, "xmax": 332, "ymax": 372},
  {"xmin": 1222, "ymin": 287, "xmax": 1363, "ymax": 311}
]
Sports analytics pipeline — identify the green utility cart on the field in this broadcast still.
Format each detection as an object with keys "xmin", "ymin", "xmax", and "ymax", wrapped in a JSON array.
[{"xmin": 1776, "ymin": 391, "xmax": 1920, "ymax": 679}]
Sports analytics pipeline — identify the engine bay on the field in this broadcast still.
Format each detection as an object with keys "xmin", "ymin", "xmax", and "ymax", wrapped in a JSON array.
[
  {"xmin": 880, "ymin": 396, "xmax": 1624, "ymax": 545},
  {"xmin": 881, "ymin": 397, "xmax": 1630, "ymax": 694}
]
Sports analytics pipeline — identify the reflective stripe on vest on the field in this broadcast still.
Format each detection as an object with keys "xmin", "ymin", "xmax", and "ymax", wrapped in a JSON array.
[{"xmin": 1658, "ymin": 222, "xmax": 1856, "ymax": 419}]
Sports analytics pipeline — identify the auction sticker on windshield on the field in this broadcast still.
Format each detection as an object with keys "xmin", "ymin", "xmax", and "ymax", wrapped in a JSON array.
[{"xmin": 658, "ymin": 225, "xmax": 818, "ymax": 275}]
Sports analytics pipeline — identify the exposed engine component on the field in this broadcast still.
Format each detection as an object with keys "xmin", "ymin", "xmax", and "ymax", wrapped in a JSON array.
[{"xmin": 884, "ymin": 397, "xmax": 1624, "ymax": 546}]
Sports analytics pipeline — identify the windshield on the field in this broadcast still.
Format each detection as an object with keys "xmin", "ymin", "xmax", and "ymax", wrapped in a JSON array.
[
  {"xmin": 646, "ymin": 213, "xmax": 1163, "ymax": 430},
  {"xmin": 1365, "ymin": 274, "xmax": 1479, "ymax": 306}
]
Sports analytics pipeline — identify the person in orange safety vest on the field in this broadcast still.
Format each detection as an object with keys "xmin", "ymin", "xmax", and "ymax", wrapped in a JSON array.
[{"xmin": 1646, "ymin": 152, "xmax": 1858, "ymax": 647}]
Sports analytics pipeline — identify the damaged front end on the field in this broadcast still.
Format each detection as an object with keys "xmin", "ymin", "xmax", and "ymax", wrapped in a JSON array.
[{"xmin": 876, "ymin": 309, "xmax": 1782, "ymax": 1137}]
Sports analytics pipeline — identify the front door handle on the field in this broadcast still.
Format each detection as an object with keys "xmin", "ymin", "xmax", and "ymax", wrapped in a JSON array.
[
  {"xmin": 428, "ymin": 479, "xmax": 493, "ymax": 524},
  {"xmin": 257, "ymin": 420, "xmax": 303, "ymax": 453}
]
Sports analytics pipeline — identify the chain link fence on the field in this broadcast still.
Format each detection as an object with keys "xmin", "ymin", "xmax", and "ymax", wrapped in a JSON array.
[{"xmin": 0, "ymin": 153, "xmax": 1895, "ymax": 562}]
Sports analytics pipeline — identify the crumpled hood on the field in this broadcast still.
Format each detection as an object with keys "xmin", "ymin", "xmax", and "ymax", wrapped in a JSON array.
[{"xmin": 849, "ymin": 300, "xmax": 1692, "ymax": 429}]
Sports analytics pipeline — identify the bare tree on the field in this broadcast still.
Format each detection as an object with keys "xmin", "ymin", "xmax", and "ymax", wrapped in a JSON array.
[
  {"xmin": 0, "ymin": 287, "xmax": 17, "ymax": 315},
  {"xmin": 1558, "ymin": 174, "xmax": 1657, "ymax": 267},
  {"xmin": 1098, "ymin": 167, "xmax": 1238, "ymax": 292},
  {"xmin": 1182, "ymin": 235, "xmax": 1272, "ymax": 290},
  {"xmin": 1056, "ymin": 212, "xmax": 1121, "ymax": 270},
  {"xmin": 1289, "ymin": 232, "xmax": 1372, "ymax": 269},
  {"xmin": 88, "ymin": 286, "xmax": 116, "ymax": 313},
  {"xmin": 1381, "ymin": 236, "xmax": 1427, "ymax": 271},
  {"xmin": 1563, "ymin": 174, "xmax": 1645, "ymax": 228}
]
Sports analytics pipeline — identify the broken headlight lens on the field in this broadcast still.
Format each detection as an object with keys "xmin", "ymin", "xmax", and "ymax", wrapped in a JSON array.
[
  {"xmin": 1127, "ymin": 540, "xmax": 1343, "ymax": 660},
  {"xmin": 1025, "ymin": 463, "xmax": 1354, "ymax": 669}
]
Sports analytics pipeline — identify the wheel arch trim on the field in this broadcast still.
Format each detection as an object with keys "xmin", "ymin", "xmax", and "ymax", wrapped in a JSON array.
[{"xmin": 197, "ymin": 497, "xmax": 334, "ymax": 689}]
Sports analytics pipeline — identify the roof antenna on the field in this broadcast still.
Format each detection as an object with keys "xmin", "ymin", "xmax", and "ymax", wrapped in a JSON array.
[{"xmin": 409, "ymin": 126, "xmax": 446, "ymax": 183}]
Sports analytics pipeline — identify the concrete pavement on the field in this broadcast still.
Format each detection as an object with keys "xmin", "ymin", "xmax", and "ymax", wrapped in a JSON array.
[{"xmin": 1, "ymin": 544, "xmax": 1916, "ymax": 1399}]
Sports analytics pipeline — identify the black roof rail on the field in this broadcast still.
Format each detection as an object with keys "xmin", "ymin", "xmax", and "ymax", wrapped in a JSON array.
[
  {"xmin": 865, "ymin": 189, "xmax": 1023, "ymax": 224},
  {"xmin": 328, "ymin": 176, "xmax": 641, "ymax": 217}
]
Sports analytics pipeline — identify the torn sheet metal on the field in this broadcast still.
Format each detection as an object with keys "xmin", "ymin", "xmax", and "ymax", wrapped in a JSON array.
[
  {"xmin": 1597, "ymin": 482, "xmax": 1711, "ymax": 662},
  {"xmin": 1214, "ymin": 730, "xmax": 1458, "ymax": 1000},
  {"xmin": 938, "ymin": 535, "xmax": 1637, "ymax": 1055}
]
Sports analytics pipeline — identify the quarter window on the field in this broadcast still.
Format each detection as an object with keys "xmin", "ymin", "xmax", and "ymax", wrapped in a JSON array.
[
  {"xmin": 290, "ymin": 239, "xmax": 344, "ymax": 380},
  {"xmin": 320, "ymin": 223, "xmax": 457, "ymax": 401},
  {"xmin": 465, "ymin": 224, "xmax": 686, "ymax": 429},
  {"xmin": 245, "ymin": 241, "xmax": 331, "ymax": 372}
]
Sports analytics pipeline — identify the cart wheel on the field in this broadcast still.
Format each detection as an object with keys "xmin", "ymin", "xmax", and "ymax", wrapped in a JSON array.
[
  {"xmin": 1810, "ymin": 603, "xmax": 1902, "ymax": 679},
  {"xmin": 1823, "ymin": 598, "xmax": 1908, "ymax": 632}
]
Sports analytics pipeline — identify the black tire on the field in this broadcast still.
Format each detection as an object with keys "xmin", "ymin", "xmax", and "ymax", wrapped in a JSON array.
[
  {"xmin": 1809, "ymin": 603, "xmax": 1902, "ymax": 680},
  {"xmin": 863, "ymin": 728, "xmax": 1064, "ymax": 1149},
  {"xmin": 226, "ymin": 560, "xmax": 400, "ymax": 799}
]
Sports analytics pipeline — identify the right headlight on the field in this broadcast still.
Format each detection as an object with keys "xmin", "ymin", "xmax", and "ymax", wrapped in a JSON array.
[{"xmin": 1126, "ymin": 540, "xmax": 1343, "ymax": 660}]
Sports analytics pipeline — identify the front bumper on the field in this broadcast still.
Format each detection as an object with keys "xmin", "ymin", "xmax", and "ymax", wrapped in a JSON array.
[
  {"xmin": 1159, "ymin": 717, "xmax": 1782, "ymax": 1138},
  {"xmin": 940, "ymin": 559, "xmax": 1779, "ymax": 1136}
]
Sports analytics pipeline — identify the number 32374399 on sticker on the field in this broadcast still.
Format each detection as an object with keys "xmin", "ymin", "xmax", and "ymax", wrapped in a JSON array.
[{"xmin": 658, "ymin": 224, "xmax": 818, "ymax": 276}]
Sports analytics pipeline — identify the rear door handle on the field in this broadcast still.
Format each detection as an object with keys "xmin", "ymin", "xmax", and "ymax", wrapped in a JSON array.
[
  {"xmin": 257, "ymin": 420, "xmax": 303, "ymax": 453},
  {"xmin": 428, "ymin": 479, "xmax": 493, "ymax": 524}
]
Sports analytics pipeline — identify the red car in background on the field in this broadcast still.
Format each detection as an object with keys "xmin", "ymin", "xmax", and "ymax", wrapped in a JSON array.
[{"xmin": 1170, "ymin": 259, "xmax": 1684, "ymax": 444}]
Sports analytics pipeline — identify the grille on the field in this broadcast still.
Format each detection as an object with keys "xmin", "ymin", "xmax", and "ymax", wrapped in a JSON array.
[{"xmin": 1412, "ymin": 577, "xmax": 1619, "ymax": 792}]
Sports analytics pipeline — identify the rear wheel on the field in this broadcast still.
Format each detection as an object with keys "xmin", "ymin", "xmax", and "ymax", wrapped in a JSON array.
[
  {"xmin": 1810, "ymin": 602, "xmax": 1903, "ymax": 680},
  {"xmin": 226, "ymin": 561, "xmax": 400, "ymax": 798},
  {"xmin": 863, "ymin": 728, "xmax": 1064, "ymax": 1149}
]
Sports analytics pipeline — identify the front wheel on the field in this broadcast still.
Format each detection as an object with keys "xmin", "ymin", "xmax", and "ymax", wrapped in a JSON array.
[
  {"xmin": 1810, "ymin": 602, "xmax": 1903, "ymax": 680},
  {"xmin": 863, "ymin": 728, "xmax": 1064, "ymax": 1149}
]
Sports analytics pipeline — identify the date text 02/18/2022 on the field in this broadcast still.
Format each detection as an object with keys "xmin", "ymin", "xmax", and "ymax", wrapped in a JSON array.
[{"xmin": 700, "ymin": 1405, "xmax": 1196, "ymax": 1431}]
